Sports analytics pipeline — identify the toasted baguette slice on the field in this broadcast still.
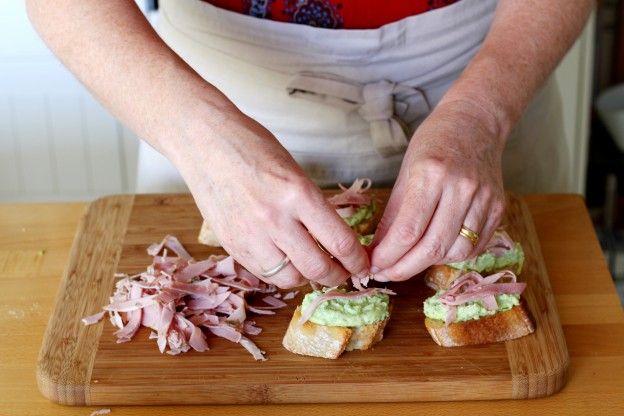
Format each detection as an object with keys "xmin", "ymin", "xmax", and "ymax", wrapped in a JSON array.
[
  {"xmin": 198, "ymin": 220, "xmax": 221, "ymax": 247},
  {"xmin": 425, "ymin": 304, "xmax": 535, "ymax": 347},
  {"xmin": 283, "ymin": 306, "xmax": 389, "ymax": 359},
  {"xmin": 345, "ymin": 315, "xmax": 390, "ymax": 351},
  {"xmin": 423, "ymin": 265, "xmax": 463, "ymax": 291}
]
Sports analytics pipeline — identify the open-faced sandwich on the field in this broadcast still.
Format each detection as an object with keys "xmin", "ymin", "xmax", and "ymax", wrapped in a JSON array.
[
  {"xmin": 423, "ymin": 270, "xmax": 534, "ymax": 347},
  {"xmin": 326, "ymin": 178, "xmax": 380, "ymax": 246},
  {"xmin": 424, "ymin": 230, "xmax": 524, "ymax": 291},
  {"xmin": 198, "ymin": 178, "xmax": 380, "ymax": 247},
  {"xmin": 282, "ymin": 287, "xmax": 393, "ymax": 359}
]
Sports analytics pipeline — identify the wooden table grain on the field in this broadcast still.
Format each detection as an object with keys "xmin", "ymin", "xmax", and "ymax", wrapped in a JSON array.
[{"xmin": 1, "ymin": 194, "xmax": 623, "ymax": 415}]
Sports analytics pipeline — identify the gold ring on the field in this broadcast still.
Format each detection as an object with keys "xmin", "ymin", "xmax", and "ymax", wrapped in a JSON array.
[{"xmin": 459, "ymin": 225, "xmax": 479, "ymax": 247}]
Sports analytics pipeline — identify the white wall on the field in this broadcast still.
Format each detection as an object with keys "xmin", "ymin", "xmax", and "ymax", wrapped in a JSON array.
[
  {"xmin": 0, "ymin": 1, "xmax": 595, "ymax": 202},
  {"xmin": 554, "ymin": 10, "xmax": 596, "ymax": 194},
  {"xmin": 0, "ymin": 0, "xmax": 139, "ymax": 202}
]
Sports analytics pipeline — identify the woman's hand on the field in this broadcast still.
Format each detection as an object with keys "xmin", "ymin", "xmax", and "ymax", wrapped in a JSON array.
[
  {"xmin": 369, "ymin": 100, "xmax": 506, "ymax": 282},
  {"xmin": 170, "ymin": 108, "xmax": 370, "ymax": 289}
]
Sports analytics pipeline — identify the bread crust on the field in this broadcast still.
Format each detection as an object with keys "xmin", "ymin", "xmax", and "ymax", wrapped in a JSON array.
[
  {"xmin": 282, "ymin": 306, "xmax": 390, "ymax": 359},
  {"xmin": 197, "ymin": 220, "xmax": 221, "ymax": 247},
  {"xmin": 423, "ymin": 265, "xmax": 463, "ymax": 291},
  {"xmin": 425, "ymin": 304, "xmax": 535, "ymax": 347}
]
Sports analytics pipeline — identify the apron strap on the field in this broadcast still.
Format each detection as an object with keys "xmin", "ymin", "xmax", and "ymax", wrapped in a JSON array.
[{"xmin": 286, "ymin": 72, "xmax": 430, "ymax": 157}]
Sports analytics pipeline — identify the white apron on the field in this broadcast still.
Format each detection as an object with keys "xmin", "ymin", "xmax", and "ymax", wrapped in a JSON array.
[{"xmin": 137, "ymin": 0, "xmax": 568, "ymax": 193}]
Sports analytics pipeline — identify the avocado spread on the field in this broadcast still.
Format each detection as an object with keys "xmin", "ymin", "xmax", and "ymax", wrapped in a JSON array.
[
  {"xmin": 448, "ymin": 243, "xmax": 524, "ymax": 274},
  {"xmin": 358, "ymin": 234, "xmax": 374, "ymax": 246},
  {"xmin": 423, "ymin": 291, "xmax": 520, "ymax": 323},
  {"xmin": 344, "ymin": 201, "xmax": 376, "ymax": 228},
  {"xmin": 301, "ymin": 289, "xmax": 390, "ymax": 327}
]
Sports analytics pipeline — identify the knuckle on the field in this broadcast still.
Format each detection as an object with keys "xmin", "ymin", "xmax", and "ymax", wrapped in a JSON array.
[
  {"xmin": 288, "ymin": 179, "xmax": 320, "ymax": 206},
  {"xmin": 457, "ymin": 177, "xmax": 479, "ymax": 194},
  {"xmin": 330, "ymin": 234, "xmax": 358, "ymax": 258},
  {"xmin": 423, "ymin": 157, "xmax": 447, "ymax": 178},
  {"xmin": 449, "ymin": 245, "xmax": 473, "ymax": 262},
  {"xmin": 423, "ymin": 241, "xmax": 446, "ymax": 261},
  {"xmin": 255, "ymin": 204, "xmax": 279, "ymax": 226},
  {"xmin": 300, "ymin": 257, "xmax": 332, "ymax": 281},
  {"xmin": 396, "ymin": 222, "xmax": 421, "ymax": 247}
]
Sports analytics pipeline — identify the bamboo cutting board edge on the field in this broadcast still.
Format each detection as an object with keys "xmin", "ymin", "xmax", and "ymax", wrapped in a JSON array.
[
  {"xmin": 36, "ymin": 194, "xmax": 135, "ymax": 405},
  {"xmin": 36, "ymin": 192, "xmax": 569, "ymax": 405},
  {"xmin": 504, "ymin": 196, "xmax": 569, "ymax": 398}
]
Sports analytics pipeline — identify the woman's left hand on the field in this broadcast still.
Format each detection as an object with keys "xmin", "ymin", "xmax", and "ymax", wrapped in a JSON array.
[{"xmin": 369, "ymin": 100, "xmax": 507, "ymax": 282}]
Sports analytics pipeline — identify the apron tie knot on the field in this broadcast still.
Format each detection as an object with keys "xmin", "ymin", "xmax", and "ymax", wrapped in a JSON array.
[{"xmin": 286, "ymin": 72, "xmax": 430, "ymax": 157}]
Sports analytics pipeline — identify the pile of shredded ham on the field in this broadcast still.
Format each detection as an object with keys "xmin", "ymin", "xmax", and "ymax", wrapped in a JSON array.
[
  {"xmin": 82, "ymin": 235, "xmax": 297, "ymax": 361},
  {"xmin": 298, "ymin": 287, "xmax": 395, "ymax": 325},
  {"xmin": 438, "ymin": 270, "xmax": 526, "ymax": 325}
]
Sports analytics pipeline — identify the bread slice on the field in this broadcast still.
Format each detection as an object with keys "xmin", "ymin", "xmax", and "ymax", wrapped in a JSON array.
[
  {"xmin": 198, "ymin": 220, "xmax": 221, "ymax": 246},
  {"xmin": 425, "ymin": 304, "xmax": 535, "ymax": 347},
  {"xmin": 345, "ymin": 315, "xmax": 390, "ymax": 351},
  {"xmin": 423, "ymin": 265, "xmax": 463, "ymax": 291},
  {"xmin": 282, "ymin": 306, "xmax": 390, "ymax": 359}
]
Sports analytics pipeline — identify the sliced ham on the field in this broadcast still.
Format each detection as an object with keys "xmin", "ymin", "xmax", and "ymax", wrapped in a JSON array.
[
  {"xmin": 298, "ymin": 287, "xmax": 395, "ymax": 325},
  {"xmin": 485, "ymin": 230, "xmax": 516, "ymax": 256},
  {"xmin": 81, "ymin": 311, "xmax": 106, "ymax": 326},
  {"xmin": 282, "ymin": 290, "xmax": 299, "ymax": 300},
  {"xmin": 328, "ymin": 178, "xmax": 372, "ymax": 207},
  {"xmin": 438, "ymin": 270, "xmax": 526, "ymax": 325},
  {"xmin": 147, "ymin": 235, "xmax": 193, "ymax": 261},
  {"xmin": 82, "ymin": 236, "xmax": 295, "ymax": 360}
]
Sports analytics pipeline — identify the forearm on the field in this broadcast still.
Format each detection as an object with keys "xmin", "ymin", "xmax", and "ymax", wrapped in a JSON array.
[
  {"xmin": 437, "ymin": 0, "xmax": 593, "ymax": 142},
  {"xmin": 26, "ymin": 0, "xmax": 240, "ymax": 161}
]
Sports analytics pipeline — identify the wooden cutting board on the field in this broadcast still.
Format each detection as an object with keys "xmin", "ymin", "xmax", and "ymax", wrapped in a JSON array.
[{"xmin": 36, "ymin": 192, "xmax": 568, "ymax": 405}]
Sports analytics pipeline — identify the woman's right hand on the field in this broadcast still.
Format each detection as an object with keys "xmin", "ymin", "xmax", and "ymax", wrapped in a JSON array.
[{"xmin": 168, "ymin": 108, "xmax": 370, "ymax": 289}]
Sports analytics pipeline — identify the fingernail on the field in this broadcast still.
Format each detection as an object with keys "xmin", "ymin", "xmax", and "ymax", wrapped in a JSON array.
[
  {"xmin": 373, "ymin": 272, "xmax": 389, "ymax": 282},
  {"xmin": 370, "ymin": 266, "xmax": 380, "ymax": 274}
]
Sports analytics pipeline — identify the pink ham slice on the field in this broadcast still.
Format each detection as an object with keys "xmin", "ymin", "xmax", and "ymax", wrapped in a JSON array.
[
  {"xmin": 82, "ymin": 236, "xmax": 295, "ymax": 360},
  {"xmin": 328, "ymin": 178, "xmax": 372, "ymax": 207},
  {"xmin": 485, "ymin": 230, "xmax": 516, "ymax": 256},
  {"xmin": 438, "ymin": 270, "xmax": 526, "ymax": 325},
  {"xmin": 298, "ymin": 287, "xmax": 395, "ymax": 325}
]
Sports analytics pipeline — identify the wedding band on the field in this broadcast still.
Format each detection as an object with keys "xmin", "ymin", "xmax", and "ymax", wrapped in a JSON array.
[
  {"xmin": 459, "ymin": 225, "xmax": 479, "ymax": 247},
  {"xmin": 260, "ymin": 256, "xmax": 290, "ymax": 278}
]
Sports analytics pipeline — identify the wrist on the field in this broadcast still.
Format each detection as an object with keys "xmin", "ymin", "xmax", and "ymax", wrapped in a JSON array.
[
  {"xmin": 158, "ymin": 92, "xmax": 245, "ymax": 167},
  {"xmin": 432, "ymin": 97, "xmax": 509, "ymax": 150}
]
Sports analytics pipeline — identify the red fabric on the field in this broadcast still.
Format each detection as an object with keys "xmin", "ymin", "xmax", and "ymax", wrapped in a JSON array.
[{"xmin": 204, "ymin": 0, "xmax": 460, "ymax": 29}]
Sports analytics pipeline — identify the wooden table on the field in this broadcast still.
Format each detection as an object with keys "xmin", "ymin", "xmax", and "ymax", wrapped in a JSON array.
[{"xmin": 1, "ymin": 195, "xmax": 623, "ymax": 415}]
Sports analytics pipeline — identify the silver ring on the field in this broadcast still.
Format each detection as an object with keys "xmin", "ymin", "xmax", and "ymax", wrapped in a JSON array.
[{"xmin": 260, "ymin": 256, "xmax": 290, "ymax": 278}]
